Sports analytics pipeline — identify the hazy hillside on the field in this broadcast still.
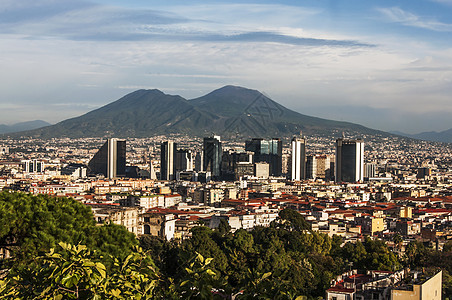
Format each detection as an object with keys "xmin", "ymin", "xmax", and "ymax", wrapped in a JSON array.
[{"xmin": 0, "ymin": 120, "xmax": 51, "ymax": 134}]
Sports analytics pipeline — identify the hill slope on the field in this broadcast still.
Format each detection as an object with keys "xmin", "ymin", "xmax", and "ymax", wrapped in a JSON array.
[
  {"xmin": 391, "ymin": 128, "xmax": 452, "ymax": 143},
  {"xmin": 7, "ymin": 86, "xmax": 388, "ymax": 139},
  {"xmin": 0, "ymin": 120, "xmax": 51, "ymax": 134},
  {"xmin": 189, "ymin": 85, "xmax": 384, "ymax": 137}
]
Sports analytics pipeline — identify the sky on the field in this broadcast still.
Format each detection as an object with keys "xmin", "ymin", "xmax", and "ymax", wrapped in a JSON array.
[{"xmin": 1, "ymin": 0, "xmax": 451, "ymax": 134}]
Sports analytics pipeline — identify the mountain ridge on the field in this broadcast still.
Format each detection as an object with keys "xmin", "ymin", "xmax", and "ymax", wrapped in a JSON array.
[
  {"xmin": 391, "ymin": 128, "xmax": 452, "ymax": 143},
  {"xmin": 0, "ymin": 120, "xmax": 51, "ymax": 134},
  {"xmin": 4, "ymin": 86, "xmax": 391, "ymax": 139}
]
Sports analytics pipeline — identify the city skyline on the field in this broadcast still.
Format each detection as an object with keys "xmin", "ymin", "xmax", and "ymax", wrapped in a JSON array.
[{"xmin": 1, "ymin": 0, "xmax": 451, "ymax": 134}]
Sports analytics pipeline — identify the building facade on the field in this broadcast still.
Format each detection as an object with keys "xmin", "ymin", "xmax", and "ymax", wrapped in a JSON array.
[
  {"xmin": 291, "ymin": 136, "xmax": 306, "ymax": 181},
  {"xmin": 245, "ymin": 138, "xmax": 282, "ymax": 176},
  {"xmin": 160, "ymin": 141, "xmax": 177, "ymax": 181},
  {"xmin": 88, "ymin": 138, "xmax": 126, "ymax": 179},
  {"xmin": 335, "ymin": 138, "xmax": 364, "ymax": 182},
  {"xmin": 203, "ymin": 136, "xmax": 222, "ymax": 179}
]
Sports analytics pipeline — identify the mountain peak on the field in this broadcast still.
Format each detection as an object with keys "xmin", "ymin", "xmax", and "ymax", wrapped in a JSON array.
[
  {"xmin": 128, "ymin": 89, "xmax": 165, "ymax": 96},
  {"xmin": 5, "ymin": 86, "xmax": 385, "ymax": 139},
  {"xmin": 206, "ymin": 85, "xmax": 262, "ymax": 97}
]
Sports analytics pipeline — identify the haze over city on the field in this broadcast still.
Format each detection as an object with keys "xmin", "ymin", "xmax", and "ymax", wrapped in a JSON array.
[{"xmin": 1, "ymin": 0, "xmax": 451, "ymax": 134}]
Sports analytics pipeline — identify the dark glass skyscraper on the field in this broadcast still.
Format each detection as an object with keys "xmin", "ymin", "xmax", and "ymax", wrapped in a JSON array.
[
  {"xmin": 175, "ymin": 149, "xmax": 193, "ymax": 172},
  {"xmin": 88, "ymin": 138, "xmax": 126, "ymax": 178},
  {"xmin": 203, "ymin": 136, "xmax": 222, "ymax": 179},
  {"xmin": 160, "ymin": 141, "xmax": 177, "ymax": 180},
  {"xmin": 245, "ymin": 138, "xmax": 282, "ymax": 176},
  {"xmin": 335, "ymin": 138, "xmax": 364, "ymax": 182}
]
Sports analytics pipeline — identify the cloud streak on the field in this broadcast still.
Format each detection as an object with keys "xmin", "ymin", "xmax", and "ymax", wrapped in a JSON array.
[
  {"xmin": 0, "ymin": 1, "xmax": 372, "ymax": 47},
  {"xmin": 377, "ymin": 6, "xmax": 452, "ymax": 32}
]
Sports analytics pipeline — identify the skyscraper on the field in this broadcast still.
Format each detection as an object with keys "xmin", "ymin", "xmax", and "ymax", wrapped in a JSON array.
[
  {"xmin": 194, "ymin": 151, "xmax": 204, "ymax": 172},
  {"xmin": 203, "ymin": 136, "xmax": 222, "ymax": 179},
  {"xmin": 221, "ymin": 149, "xmax": 253, "ymax": 180},
  {"xmin": 291, "ymin": 136, "xmax": 306, "ymax": 181},
  {"xmin": 160, "ymin": 141, "xmax": 177, "ymax": 180},
  {"xmin": 245, "ymin": 138, "xmax": 282, "ymax": 176},
  {"xmin": 175, "ymin": 149, "xmax": 193, "ymax": 172},
  {"xmin": 88, "ymin": 138, "xmax": 126, "ymax": 179},
  {"xmin": 335, "ymin": 138, "xmax": 364, "ymax": 182}
]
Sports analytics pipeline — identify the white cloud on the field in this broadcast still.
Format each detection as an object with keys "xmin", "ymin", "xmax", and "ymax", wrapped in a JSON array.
[
  {"xmin": 377, "ymin": 6, "xmax": 452, "ymax": 32},
  {"xmin": 0, "ymin": 1, "xmax": 451, "ymax": 132}
]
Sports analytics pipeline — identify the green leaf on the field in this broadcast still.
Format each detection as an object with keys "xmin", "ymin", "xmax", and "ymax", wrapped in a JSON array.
[
  {"xmin": 110, "ymin": 289, "xmax": 121, "ymax": 297},
  {"xmin": 262, "ymin": 272, "xmax": 272, "ymax": 280},
  {"xmin": 95, "ymin": 262, "xmax": 107, "ymax": 278},
  {"xmin": 54, "ymin": 294, "xmax": 63, "ymax": 300},
  {"xmin": 180, "ymin": 280, "xmax": 190, "ymax": 287}
]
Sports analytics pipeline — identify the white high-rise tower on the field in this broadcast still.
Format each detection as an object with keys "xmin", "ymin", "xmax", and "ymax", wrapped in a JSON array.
[{"xmin": 291, "ymin": 136, "xmax": 306, "ymax": 181}]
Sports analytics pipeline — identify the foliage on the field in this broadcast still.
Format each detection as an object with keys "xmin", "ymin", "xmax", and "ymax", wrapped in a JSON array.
[
  {"xmin": 0, "ymin": 198, "xmax": 409, "ymax": 300},
  {"xmin": 404, "ymin": 240, "xmax": 452, "ymax": 299},
  {"xmin": 0, "ymin": 191, "xmax": 137, "ymax": 272},
  {"xmin": 1, "ymin": 242, "xmax": 158, "ymax": 299},
  {"xmin": 278, "ymin": 208, "xmax": 311, "ymax": 231}
]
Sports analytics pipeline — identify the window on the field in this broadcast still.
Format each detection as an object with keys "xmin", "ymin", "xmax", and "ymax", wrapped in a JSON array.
[
  {"xmin": 332, "ymin": 297, "xmax": 337, "ymax": 300},
  {"xmin": 144, "ymin": 217, "xmax": 150, "ymax": 223}
]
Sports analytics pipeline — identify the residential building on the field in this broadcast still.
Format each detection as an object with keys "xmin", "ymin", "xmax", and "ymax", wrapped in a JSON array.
[{"xmin": 391, "ymin": 270, "xmax": 442, "ymax": 300}]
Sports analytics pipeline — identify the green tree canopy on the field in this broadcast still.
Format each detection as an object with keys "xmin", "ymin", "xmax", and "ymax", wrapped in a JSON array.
[{"xmin": 0, "ymin": 191, "xmax": 137, "ymax": 272}]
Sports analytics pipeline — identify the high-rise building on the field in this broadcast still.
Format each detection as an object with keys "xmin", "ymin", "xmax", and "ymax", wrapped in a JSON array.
[
  {"xmin": 203, "ymin": 136, "xmax": 222, "ymax": 179},
  {"xmin": 290, "ymin": 136, "xmax": 306, "ymax": 181},
  {"xmin": 306, "ymin": 155, "xmax": 317, "ymax": 179},
  {"xmin": 221, "ymin": 150, "xmax": 253, "ymax": 180},
  {"xmin": 306, "ymin": 155, "xmax": 333, "ymax": 180},
  {"xmin": 335, "ymin": 138, "xmax": 364, "ymax": 182},
  {"xmin": 245, "ymin": 138, "xmax": 282, "ymax": 176},
  {"xmin": 160, "ymin": 141, "xmax": 177, "ymax": 180},
  {"xmin": 88, "ymin": 138, "xmax": 126, "ymax": 179},
  {"xmin": 364, "ymin": 163, "xmax": 377, "ymax": 179},
  {"xmin": 194, "ymin": 151, "xmax": 204, "ymax": 172},
  {"xmin": 175, "ymin": 149, "xmax": 193, "ymax": 172}
]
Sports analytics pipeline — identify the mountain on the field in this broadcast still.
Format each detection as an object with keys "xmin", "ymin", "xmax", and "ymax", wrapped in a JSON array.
[
  {"xmin": 392, "ymin": 128, "xmax": 452, "ymax": 143},
  {"xmin": 415, "ymin": 129, "xmax": 452, "ymax": 143},
  {"xmin": 0, "ymin": 120, "xmax": 51, "ymax": 134},
  {"xmin": 6, "ymin": 86, "xmax": 389, "ymax": 139},
  {"xmin": 190, "ymin": 86, "xmax": 380, "ymax": 137}
]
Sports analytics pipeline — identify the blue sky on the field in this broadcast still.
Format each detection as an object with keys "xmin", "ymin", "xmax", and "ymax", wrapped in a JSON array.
[{"xmin": 1, "ymin": 0, "xmax": 451, "ymax": 134}]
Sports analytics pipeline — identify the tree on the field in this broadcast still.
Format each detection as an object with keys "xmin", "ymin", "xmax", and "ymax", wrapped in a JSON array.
[
  {"xmin": 278, "ymin": 208, "xmax": 310, "ymax": 231},
  {"xmin": 1, "ymin": 242, "xmax": 158, "ymax": 299},
  {"xmin": 0, "ymin": 192, "xmax": 137, "ymax": 272},
  {"xmin": 217, "ymin": 219, "xmax": 232, "ymax": 236},
  {"xmin": 177, "ymin": 252, "xmax": 224, "ymax": 300}
]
